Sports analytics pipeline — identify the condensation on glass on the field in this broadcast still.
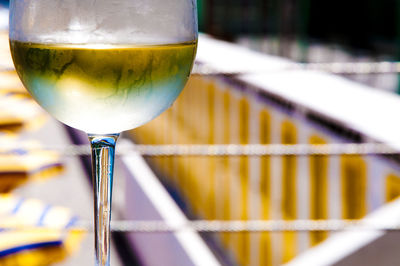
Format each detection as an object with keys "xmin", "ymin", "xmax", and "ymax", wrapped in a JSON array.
[{"xmin": 10, "ymin": 0, "xmax": 198, "ymax": 45}]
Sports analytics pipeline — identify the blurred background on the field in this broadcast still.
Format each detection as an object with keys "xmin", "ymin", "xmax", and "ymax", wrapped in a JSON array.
[
  {"xmin": 197, "ymin": 0, "xmax": 400, "ymax": 92},
  {"xmin": 2, "ymin": 0, "xmax": 400, "ymax": 266}
]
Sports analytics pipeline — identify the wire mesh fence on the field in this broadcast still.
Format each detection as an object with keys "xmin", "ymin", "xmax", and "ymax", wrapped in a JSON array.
[
  {"xmin": 4, "ymin": 142, "xmax": 398, "ymax": 156},
  {"xmin": 3, "ymin": 219, "xmax": 400, "ymax": 233}
]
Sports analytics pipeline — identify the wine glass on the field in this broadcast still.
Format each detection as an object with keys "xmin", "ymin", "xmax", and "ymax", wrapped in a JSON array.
[{"xmin": 8, "ymin": 0, "xmax": 198, "ymax": 265}]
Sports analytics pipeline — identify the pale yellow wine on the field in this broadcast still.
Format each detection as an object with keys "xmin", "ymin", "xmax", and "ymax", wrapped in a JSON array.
[{"xmin": 10, "ymin": 41, "xmax": 197, "ymax": 133}]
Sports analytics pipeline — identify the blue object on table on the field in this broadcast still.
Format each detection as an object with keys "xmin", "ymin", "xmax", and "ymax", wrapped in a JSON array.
[{"xmin": 0, "ymin": 194, "xmax": 83, "ymax": 265}]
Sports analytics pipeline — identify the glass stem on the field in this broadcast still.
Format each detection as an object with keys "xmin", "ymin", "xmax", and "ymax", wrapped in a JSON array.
[{"xmin": 89, "ymin": 134, "xmax": 119, "ymax": 266}]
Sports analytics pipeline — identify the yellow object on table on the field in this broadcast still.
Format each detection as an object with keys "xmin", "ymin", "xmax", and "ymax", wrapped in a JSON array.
[
  {"xmin": 0, "ymin": 71, "xmax": 29, "ymax": 96},
  {"xmin": 0, "ymin": 93, "xmax": 46, "ymax": 132},
  {"xmin": 0, "ymin": 140, "xmax": 63, "ymax": 193},
  {"xmin": 0, "ymin": 32, "xmax": 46, "ymax": 132},
  {"xmin": 0, "ymin": 194, "xmax": 84, "ymax": 266}
]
